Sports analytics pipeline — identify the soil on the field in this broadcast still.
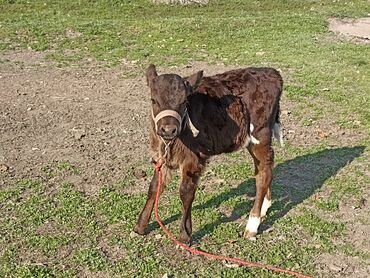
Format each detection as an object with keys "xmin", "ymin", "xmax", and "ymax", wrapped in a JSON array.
[
  {"xmin": 0, "ymin": 49, "xmax": 369, "ymax": 276},
  {"xmin": 329, "ymin": 17, "xmax": 370, "ymax": 43}
]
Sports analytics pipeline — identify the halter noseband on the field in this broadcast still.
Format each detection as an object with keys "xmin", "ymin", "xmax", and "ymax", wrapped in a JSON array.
[{"xmin": 152, "ymin": 108, "xmax": 199, "ymax": 137}]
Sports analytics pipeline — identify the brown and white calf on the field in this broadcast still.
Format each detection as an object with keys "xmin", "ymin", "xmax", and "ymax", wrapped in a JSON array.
[{"xmin": 134, "ymin": 64, "xmax": 283, "ymax": 244}]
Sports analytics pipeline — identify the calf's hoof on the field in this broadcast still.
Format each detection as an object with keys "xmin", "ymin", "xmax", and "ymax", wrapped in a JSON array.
[
  {"xmin": 243, "ymin": 230, "xmax": 257, "ymax": 240},
  {"xmin": 243, "ymin": 216, "xmax": 261, "ymax": 240},
  {"xmin": 133, "ymin": 224, "xmax": 146, "ymax": 235},
  {"xmin": 179, "ymin": 232, "xmax": 192, "ymax": 245}
]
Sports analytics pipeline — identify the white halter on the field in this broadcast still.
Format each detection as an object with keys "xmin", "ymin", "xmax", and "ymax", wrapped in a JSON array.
[{"xmin": 152, "ymin": 108, "xmax": 199, "ymax": 137}]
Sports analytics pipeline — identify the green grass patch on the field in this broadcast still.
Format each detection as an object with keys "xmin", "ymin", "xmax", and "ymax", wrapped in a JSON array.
[
  {"xmin": 1, "ymin": 0, "xmax": 370, "ymax": 277},
  {"xmin": 41, "ymin": 161, "xmax": 81, "ymax": 177},
  {"xmin": 26, "ymin": 234, "xmax": 72, "ymax": 255},
  {"xmin": 74, "ymin": 248, "xmax": 108, "ymax": 272}
]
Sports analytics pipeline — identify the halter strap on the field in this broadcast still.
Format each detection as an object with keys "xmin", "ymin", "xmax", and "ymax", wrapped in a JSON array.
[
  {"xmin": 153, "ymin": 109, "xmax": 183, "ymax": 132},
  {"xmin": 152, "ymin": 108, "xmax": 199, "ymax": 137}
]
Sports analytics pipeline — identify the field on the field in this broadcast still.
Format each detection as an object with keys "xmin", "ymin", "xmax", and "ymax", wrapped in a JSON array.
[{"xmin": 1, "ymin": 0, "xmax": 369, "ymax": 277}]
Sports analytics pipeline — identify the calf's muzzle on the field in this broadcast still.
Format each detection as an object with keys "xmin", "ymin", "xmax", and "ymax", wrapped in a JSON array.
[{"xmin": 153, "ymin": 109, "xmax": 184, "ymax": 140}]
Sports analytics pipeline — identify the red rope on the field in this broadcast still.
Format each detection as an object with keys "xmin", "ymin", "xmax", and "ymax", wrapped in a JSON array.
[{"xmin": 154, "ymin": 164, "xmax": 313, "ymax": 278}]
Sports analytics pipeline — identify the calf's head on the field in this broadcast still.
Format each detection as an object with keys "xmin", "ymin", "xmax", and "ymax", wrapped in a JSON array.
[{"xmin": 146, "ymin": 64, "xmax": 203, "ymax": 141}]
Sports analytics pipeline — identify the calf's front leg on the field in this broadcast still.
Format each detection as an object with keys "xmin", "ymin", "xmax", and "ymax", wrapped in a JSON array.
[
  {"xmin": 178, "ymin": 163, "xmax": 200, "ymax": 244},
  {"xmin": 134, "ymin": 169, "xmax": 162, "ymax": 235}
]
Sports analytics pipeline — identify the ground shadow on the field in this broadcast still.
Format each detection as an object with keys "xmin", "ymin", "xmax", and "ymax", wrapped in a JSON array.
[{"xmin": 146, "ymin": 146, "xmax": 365, "ymax": 241}]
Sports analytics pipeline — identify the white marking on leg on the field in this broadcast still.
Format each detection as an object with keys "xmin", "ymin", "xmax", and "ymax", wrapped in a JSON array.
[
  {"xmin": 250, "ymin": 135, "xmax": 260, "ymax": 145},
  {"xmin": 273, "ymin": 123, "xmax": 284, "ymax": 147},
  {"xmin": 248, "ymin": 123, "xmax": 260, "ymax": 145},
  {"xmin": 245, "ymin": 216, "xmax": 261, "ymax": 234},
  {"xmin": 260, "ymin": 197, "xmax": 272, "ymax": 218}
]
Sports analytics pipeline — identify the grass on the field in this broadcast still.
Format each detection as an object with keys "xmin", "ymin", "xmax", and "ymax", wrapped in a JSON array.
[
  {"xmin": 1, "ymin": 145, "xmax": 368, "ymax": 277},
  {"xmin": 1, "ymin": 0, "xmax": 370, "ymax": 277},
  {"xmin": 41, "ymin": 161, "xmax": 81, "ymax": 177},
  {"xmin": 1, "ymin": 0, "xmax": 369, "ymax": 129}
]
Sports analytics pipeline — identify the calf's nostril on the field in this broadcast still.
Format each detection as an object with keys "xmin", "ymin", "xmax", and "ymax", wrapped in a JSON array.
[{"xmin": 159, "ymin": 125, "xmax": 178, "ymax": 137}]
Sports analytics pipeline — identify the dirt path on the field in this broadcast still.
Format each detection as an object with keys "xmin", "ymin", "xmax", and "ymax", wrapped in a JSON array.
[
  {"xmin": 1, "ymin": 51, "xmax": 152, "ymax": 193},
  {"xmin": 329, "ymin": 17, "xmax": 370, "ymax": 43}
]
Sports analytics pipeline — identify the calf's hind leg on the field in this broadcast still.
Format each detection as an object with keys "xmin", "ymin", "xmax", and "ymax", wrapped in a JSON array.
[{"xmin": 244, "ymin": 142, "xmax": 274, "ymax": 239}]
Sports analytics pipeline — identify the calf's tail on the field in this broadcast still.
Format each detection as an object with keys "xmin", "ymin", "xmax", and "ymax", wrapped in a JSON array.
[{"xmin": 273, "ymin": 103, "xmax": 284, "ymax": 147}]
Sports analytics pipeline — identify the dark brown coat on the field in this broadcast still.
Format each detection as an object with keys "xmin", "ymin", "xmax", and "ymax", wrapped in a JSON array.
[{"xmin": 135, "ymin": 65, "xmax": 283, "ymax": 243}]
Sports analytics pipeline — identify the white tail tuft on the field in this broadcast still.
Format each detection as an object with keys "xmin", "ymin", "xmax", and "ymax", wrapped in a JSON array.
[{"xmin": 273, "ymin": 123, "xmax": 284, "ymax": 147}]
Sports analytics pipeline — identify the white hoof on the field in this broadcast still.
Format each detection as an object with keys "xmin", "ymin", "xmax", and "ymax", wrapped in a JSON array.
[{"xmin": 244, "ymin": 216, "xmax": 261, "ymax": 238}]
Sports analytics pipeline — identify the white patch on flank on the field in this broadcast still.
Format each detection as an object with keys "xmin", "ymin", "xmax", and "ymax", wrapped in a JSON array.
[
  {"xmin": 248, "ymin": 123, "xmax": 260, "ymax": 145},
  {"xmin": 250, "ymin": 135, "xmax": 260, "ymax": 145},
  {"xmin": 273, "ymin": 123, "xmax": 284, "ymax": 147},
  {"xmin": 260, "ymin": 197, "xmax": 272, "ymax": 218},
  {"xmin": 245, "ymin": 216, "xmax": 261, "ymax": 234}
]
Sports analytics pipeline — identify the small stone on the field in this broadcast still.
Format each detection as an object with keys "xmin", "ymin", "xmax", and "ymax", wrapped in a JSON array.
[
  {"xmin": 155, "ymin": 234, "xmax": 163, "ymax": 240},
  {"xmin": 248, "ymin": 236, "xmax": 257, "ymax": 241},
  {"xmin": 129, "ymin": 231, "xmax": 138, "ymax": 238},
  {"xmin": 74, "ymin": 130, "xmax": 85, "ymax": 140},
  {"xmin": 281, "ymin": 110, "xmax": 291, "ymax": 115},
  {"xmin": 263, "ymin": 227, "xmax": 274, "ymax": 233},
  {"xmin": 27, "ymin": 107, "xmax": 32, "ymax": 111},
  {"xmin": 31, "ymin": 147, "xmax": 40, "ymax": 151},
  {"xmin": 329, "ymin": 263, "xmax": 343, "ymax": 272},
  {"xmin": 0, "ymin": 164, "xmax": 9, "ymax": 172},
  {"xmin": 224, "ymin": 262, "xmax": 240, "ymax": 268}
]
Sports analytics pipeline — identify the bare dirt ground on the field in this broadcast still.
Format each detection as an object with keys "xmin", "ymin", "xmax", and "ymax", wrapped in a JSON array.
[
  {"xmin": 1, "ymin": 51, "xmax": 150, "ymax": 193},
  {"xmin": 1, "ymin": 49, "xmax": 369, "ymax": 277},
  {"xmin": 1, "ymin": 50, "xmax": 366, "ymax": 194},
  {"xmin": 329, "ymin": 17, "xmax": 370, "ymax": 43}
]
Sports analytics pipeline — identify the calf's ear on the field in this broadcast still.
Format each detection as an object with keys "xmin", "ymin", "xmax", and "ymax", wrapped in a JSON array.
[
  {"xmin": 146, "ymin": 64, "xmax": 158, "ymax": 87},
  {"xmin": 185, "ymin": 70, "xmax": 203, "ymax": 90}
]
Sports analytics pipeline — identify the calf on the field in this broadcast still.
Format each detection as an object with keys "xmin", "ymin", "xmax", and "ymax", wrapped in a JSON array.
[{"xmin": 134, "ymin": 64, "xmax": 283, "ymax": 243}]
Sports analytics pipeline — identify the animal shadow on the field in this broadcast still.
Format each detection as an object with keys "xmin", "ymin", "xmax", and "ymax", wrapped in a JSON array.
[{"xmin": 147, "ymin": 146, "xmax": 365, "ymax": 241}]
